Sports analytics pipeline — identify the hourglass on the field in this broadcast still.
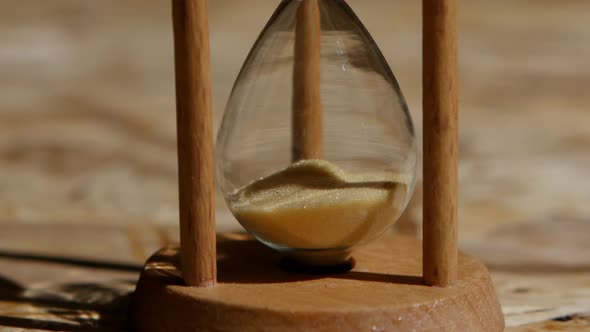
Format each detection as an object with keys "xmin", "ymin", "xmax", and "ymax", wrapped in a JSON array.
[
  {"xmin": 216, "ymin": 0, "xmax": 418, "ymax": 266},
  {"xmin": 132, "ymin": 0, "xmax": 504, "ymax": 331}
]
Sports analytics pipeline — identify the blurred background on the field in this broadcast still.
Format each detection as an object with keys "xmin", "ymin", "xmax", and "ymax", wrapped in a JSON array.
[{"xmin": 0, "ymin": 0, "xmax": 589, "ymax": 331}]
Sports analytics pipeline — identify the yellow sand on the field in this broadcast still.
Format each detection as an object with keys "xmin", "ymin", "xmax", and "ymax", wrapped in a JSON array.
[{"xmin": 228, "ymin": 159, "xmax": 411, "ymax": 250}]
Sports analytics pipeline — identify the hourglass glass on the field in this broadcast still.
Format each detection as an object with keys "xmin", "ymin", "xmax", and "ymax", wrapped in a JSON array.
[
  {"xmin": 216, "ymin": 0, "xmax": 418, "ymax": 266},
  {"xmin": 132, "ymin": 0, "xmax": 504, "ymax": 331}
]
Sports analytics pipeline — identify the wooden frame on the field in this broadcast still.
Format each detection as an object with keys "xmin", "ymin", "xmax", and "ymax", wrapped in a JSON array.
[{"xmin": 131, "ymin": 0, "xmax": 504, "ymax": 330}]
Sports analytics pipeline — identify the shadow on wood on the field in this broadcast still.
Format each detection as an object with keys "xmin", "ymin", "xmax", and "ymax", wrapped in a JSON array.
[{"xmin": 0, "ymin": 254, "xmax": 136, "ymax": 331}]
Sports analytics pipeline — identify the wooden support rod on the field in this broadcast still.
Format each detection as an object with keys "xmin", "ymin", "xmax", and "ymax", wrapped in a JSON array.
[
  {"xmin": 292, "ymin": 0, "xmax": 323, "ymax": 162},
  {"xmin": 422, "ymin": 0, "xmax": 459, "ymax": 287},
  {"xmin": 172, "ymin": 0, "xmax": 216, "ymax": 287}
]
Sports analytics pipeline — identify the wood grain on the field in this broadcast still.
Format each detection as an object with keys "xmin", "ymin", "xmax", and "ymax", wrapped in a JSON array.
[
  {"xmin": 292, "ymin": 0, "xmax": 323, "ymax": 161},
  {"xmin": 132, "ymin": 233, "xmax": 504, "ymax": 332},
  {"xmin": 171, "ymin": 0, "xmax": 216, "ymax": 287},
  {"xmin": 506, "ymin": 313, "xmax": 590, "ymax": 332},
  {"xmin": 422, "ymin": 0, "xmax": 459, "ymax": 287}
]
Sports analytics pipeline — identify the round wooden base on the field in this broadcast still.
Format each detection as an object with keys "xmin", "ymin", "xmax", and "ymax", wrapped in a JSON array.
[{"xmin": 131, "ymin": 233, "xmax": 504, "ymax": 332}]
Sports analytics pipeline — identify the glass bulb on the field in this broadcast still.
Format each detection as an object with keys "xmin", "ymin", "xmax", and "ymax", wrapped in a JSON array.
[{"xmin": 216, "ymin": 0, "xmax": 417, "ymax": 266}]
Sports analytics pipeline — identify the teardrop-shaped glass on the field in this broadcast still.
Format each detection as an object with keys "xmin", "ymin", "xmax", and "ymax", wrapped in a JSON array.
[{"xmin": 217, "ymin": 0, "xmax": 417, "ymax": 265}]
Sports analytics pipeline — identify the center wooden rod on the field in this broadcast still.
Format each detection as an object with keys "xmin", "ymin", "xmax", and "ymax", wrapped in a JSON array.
[
  {"xmin": 172, "ymin": 0, "xmax": 216, "ymax": 287},
  {"xmin": 422, "ymin": 0, "xmax": 459, "ymax": 287},
  {"xmin": 292, "ymin": 0, "xmax": 323, "ymax": 161}
]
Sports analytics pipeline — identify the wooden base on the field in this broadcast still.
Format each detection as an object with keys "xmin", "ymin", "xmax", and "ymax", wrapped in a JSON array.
[{"xmin": 131, "ymin": 233, "xmax": 504, "ymax": 331}]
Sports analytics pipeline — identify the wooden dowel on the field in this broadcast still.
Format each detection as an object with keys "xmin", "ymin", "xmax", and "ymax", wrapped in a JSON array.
[
  {"xmin": 172, "ymin": 0, "xmax": 216, "ymax": 287},
  {"xmin": 292, "ymin": 0, "xmax": 323, "ymax": 162},
  {"xmin": 422, "ymin": 0, "xmax": 458, "ymax": 287}
]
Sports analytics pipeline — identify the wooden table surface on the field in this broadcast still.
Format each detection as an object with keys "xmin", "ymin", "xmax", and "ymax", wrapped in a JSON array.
[{"xmin": 1, "ymin": 1, "xmax": 589, "ymax": 330}]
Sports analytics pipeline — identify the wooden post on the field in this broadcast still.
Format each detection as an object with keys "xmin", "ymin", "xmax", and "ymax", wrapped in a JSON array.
[
  {"xmin": 292, "ymin": 0, "xmax": 323, "ymax": 161},
  {"xmin": 172, "ymin": 0, "xmax": 216, "ymax": 287},
  {"xmin": 422, "ymin": 0, "xmax": 458, "ymax": 287}
]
